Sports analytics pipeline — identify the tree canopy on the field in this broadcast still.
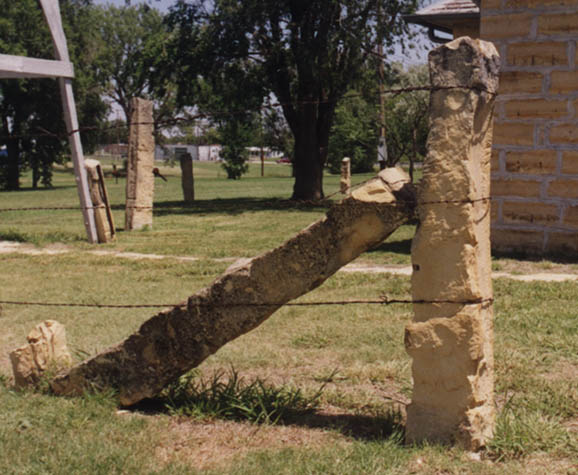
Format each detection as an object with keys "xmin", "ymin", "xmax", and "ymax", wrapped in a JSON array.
[
  {"xmin": 0, "ymin": 0, "xmax": 107, "ymax": 190},
  {"xmin": 167, "ymin": 0, "xmax": 419, "ymax": 199}
]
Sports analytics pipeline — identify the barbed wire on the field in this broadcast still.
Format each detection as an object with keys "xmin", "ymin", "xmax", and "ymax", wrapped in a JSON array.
[
  {"xmin": 0, "ymin": 297, "xmax": 493, "ymax": 310},
  {"xmin": 0, "ymin": 84, "xmax": 496, "ymax": 143},
  {"xmin": 0, "ymin": 195, "xmax": 491, "ymax": 214}
]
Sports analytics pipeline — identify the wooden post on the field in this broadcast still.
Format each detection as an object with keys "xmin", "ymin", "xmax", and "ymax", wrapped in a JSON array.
[
  {"xmin": 41, "ymin": 0, "xmax": 98, "ymax": 243},
  {"xmin": 85, "ymin": 159, "xmax": 115, "ymax": 243},
  {"xmin": 59, "ymin": 78, "xmax": 98, "ymax": 243},
  {"xmin": 260, "ymin": 146, "xmax": 264, "ymax": 177}
]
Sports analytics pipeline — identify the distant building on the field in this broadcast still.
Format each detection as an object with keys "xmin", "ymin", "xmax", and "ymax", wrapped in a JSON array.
[
  {"xmin": 98, "ymin": 144, "xmax": 128, "ymax": 156},
  {"xmin": 198, "ymin": 145, "xmax": 222, "ymax": 161},
  {"xmin": 155, "ymin": 144, "xmax": 199, "ymax": 161},
  {"xmin": 246, "ymin": 147, "xmax": 284, "ymax": 161}
]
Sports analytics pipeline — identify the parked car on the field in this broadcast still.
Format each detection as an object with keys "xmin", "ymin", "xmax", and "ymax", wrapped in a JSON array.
[{"xmin": 276, "ymin": 157, "xmax": 291, "ymax": 164}]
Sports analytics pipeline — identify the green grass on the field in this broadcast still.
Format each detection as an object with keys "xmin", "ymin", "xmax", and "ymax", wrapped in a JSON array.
[
  {"xmin": 0, "ymin": 161, "xmax": 416, "ymax": 264},
  {"xmin": 0, "ymin": 163, "xmax": 576, "ymax": 473}
]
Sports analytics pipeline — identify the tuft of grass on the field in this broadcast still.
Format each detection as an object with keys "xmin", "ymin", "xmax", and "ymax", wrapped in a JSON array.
[
  {"xmin": 487, "ymin": 406, "xmax": 576, "ymax": 462},
  {"xmin": 161, "ymin": 368, "xmax": 324, "ymax": 425}
]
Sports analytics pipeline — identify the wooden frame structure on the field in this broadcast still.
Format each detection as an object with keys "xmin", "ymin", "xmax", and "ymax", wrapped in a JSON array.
[{"xmin": 0, "ymin": 0, "xmax": 98, "ymax": 243}]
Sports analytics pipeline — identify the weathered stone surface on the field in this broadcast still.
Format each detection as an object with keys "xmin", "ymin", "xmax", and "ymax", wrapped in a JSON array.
[
  {"xmin": 180, "ymin": 153, "xmax": 194, "ymax": 203},
  {"xmin": 406, "ymin": 37, "xmax": 499, "ymax": 450},
  {"xmin": 340, "ymin": 157, "xmax": 351, "ymax": 196},
  {"xmin": 10, "ymin": 320, "xmax": 72, "ymax": 388},
  {"xmin": 85, "ymin": 159, "xmax": 115, "ymax": 243},
  {"xmin": 125, "ymin": 98, "xmax": 154, "ymax": 231},
  {"xmin": 51, "ymin": 168, "xmax": 415, "ymax": 406}
]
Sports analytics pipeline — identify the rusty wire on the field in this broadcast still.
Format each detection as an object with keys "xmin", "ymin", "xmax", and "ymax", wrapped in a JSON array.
[
  {"xmin": 0, "ymin": 297, "xmax": 493, "ymax": 310},
  {"xmin": 0, "ymin": 83, "xmax": 496, "ymax": 143}
]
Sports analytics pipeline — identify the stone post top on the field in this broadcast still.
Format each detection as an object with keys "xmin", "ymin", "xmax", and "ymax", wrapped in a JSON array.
[{"xmin": 429, "ymin": 36, "xmax": 500, "ymax": 94}]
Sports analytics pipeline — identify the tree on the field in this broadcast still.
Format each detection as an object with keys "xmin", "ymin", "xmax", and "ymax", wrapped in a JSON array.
[
  {"xmin": 167, "ymin": 0, "xmax": 418, "ymax": 200},
  {"xmin": 327, "ymin": 62, "xmax": 429, "ymax": 178},
  {"xmin": 381, "ymin": 63, "xmax": 429, "ymax": 179},
  {"xmin": 327, "ymin": 91, "xmax": 379, "ymax": 174},
  {"xmin": 94, "ymin": 3, "xmax": 181, "ymax": 145},
  {"xmin": 0, "ymin": 0, "xmax": 107, "ymax": 190}
]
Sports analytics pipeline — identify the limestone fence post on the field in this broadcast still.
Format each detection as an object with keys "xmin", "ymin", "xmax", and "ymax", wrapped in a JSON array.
[
  {"xmin": 125, "ymin": 98, "xmax": 155, "ymax": 231},
  {"xmin": 340, "ymin": 157, "xmax": 351, "ymax": 196},
  {"xmin": 405, "ymin": 37, "xmax": 500, "ymax": 450},
  {"xmin": 180, "ymin": 152, "xmax": 195, "ymax": 203},
  {"xmin": 85, "ymin": 159, "xmax": 115, "ymax": 243}
]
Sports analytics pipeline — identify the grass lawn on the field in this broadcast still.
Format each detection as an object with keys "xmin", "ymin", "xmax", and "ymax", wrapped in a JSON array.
[{"xmin": 0, "ymin": 162, "xmax": 576, "ymax": 473}]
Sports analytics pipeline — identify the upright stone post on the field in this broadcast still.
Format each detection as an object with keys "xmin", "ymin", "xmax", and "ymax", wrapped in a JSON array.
[
  {"xmin": 340, "ymin": 157, "xmax": 351, "ymax": 196},
  {"xmin": 180, "ymin": 153, "xmax": 194, "ymax": 203},
  {"xmin": 125, "ymin": 98, "xmax": 154, "ymax": 231},
  {"xmin": 405, "ymin": 38, "xmax": 500, "ymax": 450}
]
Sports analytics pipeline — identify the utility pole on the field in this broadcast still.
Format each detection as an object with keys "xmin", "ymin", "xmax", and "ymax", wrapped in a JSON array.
[{"xmin": 377, "ymin": 2, "xmax": 388, "ymax": 171}]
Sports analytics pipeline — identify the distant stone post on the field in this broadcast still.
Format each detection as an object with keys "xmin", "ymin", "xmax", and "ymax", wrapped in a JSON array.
[
  {"xmin": 180, "ymin": 152, "xmax": 195, "ymax": 203},
  {"xmin": 85, "ymin": 159, "xmax": 115, "ymax": 243},
  {"xmin": 405, "ymin": 38, "xmax": 500, "ymax": 450},
  {"xmin": 125, "ymin": 98, "xmax": 154, "ymax": 231},
  {"xmin": 340, "ymin": 157, "xmax": 351, "ymax": 196}
]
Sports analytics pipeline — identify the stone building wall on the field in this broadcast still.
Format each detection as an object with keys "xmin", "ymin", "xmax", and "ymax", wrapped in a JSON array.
[{"xmin": 481, "ymin": 0, "xmax": 578, "ymax": 254}]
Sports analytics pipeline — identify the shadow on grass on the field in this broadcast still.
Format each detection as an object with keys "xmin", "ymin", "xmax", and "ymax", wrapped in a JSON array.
[
  {"xmin": 368, "ymin": 238, "xmax": 412, "ymax": 256},
  {"xmin": 0, "ymin": 184, "xmax": 78, "ymax": 192},
  {"xmin": 110, "ymin": 198, "xmax": 332, "ymax": 216},
  {"xmin": 130, "ymin": 397, "xmax": 404, "ymax": 442},
  {"xmin": 283, "ymin": 410, "xmax": 405, "ymax": 442},
  {"xmin": 0, "ymin": 229, "xmax": 85, "ymax": 245}
]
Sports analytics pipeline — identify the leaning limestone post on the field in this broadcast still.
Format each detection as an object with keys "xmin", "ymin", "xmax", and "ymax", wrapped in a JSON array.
[
  {"xmin": 51, "ymin": 168, "xmax": 416, "ymax": 406},
  {"xmin": 125, "ymin": 98, "xmax": 154, "ymax": 231},
  {"xmin": 180, "ymin": 153, "xmax": 194, "ymax": 203},
  {"xmin": 85, "ymin": 159, "xmax": 115, "ymax": 243},
  {"xmin": 405, "ymin": 37, "xmax": 500, "ymax": 450},
  {"xmin": 340, "ymin": 157, "xmax": 351, "ymax": 196}
]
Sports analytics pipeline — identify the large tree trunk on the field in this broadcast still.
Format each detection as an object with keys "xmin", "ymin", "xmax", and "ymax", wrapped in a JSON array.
[
  {"xmin": 51, "ymin": 168, "xmax": 416, "ymax": 406},
  {"xmin": 5, "ymin": 138, "xmax": 20, "ymax": 191},
  {"xmin": 292, "ymin": 130, "xmax": 324, "ymax": 201},
  {"xmin": 290, "ymin": 101, "xmax": 333, "ymax": 201}
]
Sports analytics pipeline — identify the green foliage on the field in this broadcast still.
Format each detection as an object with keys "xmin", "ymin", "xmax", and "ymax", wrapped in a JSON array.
[
  {"xmin": 162, "ymin": 369, "xmax": 324, "ymax": 424},
  {"xmin": 219, "ymin": 120, "xmax": 251, "ymax": 179},
  {"xmin": 167, "ymin": 0, "xmax": 419, "ymax": 199},
  {"xmin": 327, "ymin": 93, "xmax": 379, "ymax": 174},
  {"xmin": 0, "ymin": 0, "xmax": 107, "ymax": 190},
  {"xmin": 382, "ymin": 63, "xmax": 430, "ymax": 170}
]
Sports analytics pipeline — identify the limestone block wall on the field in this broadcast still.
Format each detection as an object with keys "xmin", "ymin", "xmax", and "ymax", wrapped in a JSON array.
[{"xmin": 481, "ymin": 0, "xmax": 578, "ymax": 254}]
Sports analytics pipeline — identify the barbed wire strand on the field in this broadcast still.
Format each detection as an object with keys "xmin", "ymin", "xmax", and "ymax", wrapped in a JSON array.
[
  {"xmin": 0, "ymin": 297, "xmax": 493, "ymax": 310},
  {"xmin": 0, "ymin": 196, "xmax": 491, "ymax": 214},
  {"xmin": 0, "ymin": 84, "xmax": 496, "ymax": 143}
]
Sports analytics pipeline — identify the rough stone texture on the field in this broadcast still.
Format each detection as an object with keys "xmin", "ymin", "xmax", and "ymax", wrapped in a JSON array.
[
  {"xmin": 10, "ymin": 320, "xmax": 72, "ymax": 388},
  {"xmin": 51, "ymin": 168, "xmax": 415, "ymax": 406},
  {"xmin": 85, "ymin": 159, "xmax": 115, "ymax": 243},
  {"xmin": 125, "ymin": 98, "xmax": 154, "ymax": 231},
  {"xmin": 405, "ymin": 37, "xmax": 499, "ymax": 450},
  {"xmin": 340, "ymin": 157, "xmax": 351, "ymax": 196},
  {"xmin": 180, "ymin": 154, "xmax": 194, "ymax": 203}
]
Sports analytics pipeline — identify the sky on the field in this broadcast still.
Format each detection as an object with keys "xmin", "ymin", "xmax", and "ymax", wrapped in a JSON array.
[{"xmin": 92, "ymin": 0, "xmax": 433, "ymax": 65}]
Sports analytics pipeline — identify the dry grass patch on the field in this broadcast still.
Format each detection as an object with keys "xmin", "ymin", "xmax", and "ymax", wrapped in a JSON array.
[{"xmin": 154, "ymin": 418, "xmax": 347, "ymax": 472}]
